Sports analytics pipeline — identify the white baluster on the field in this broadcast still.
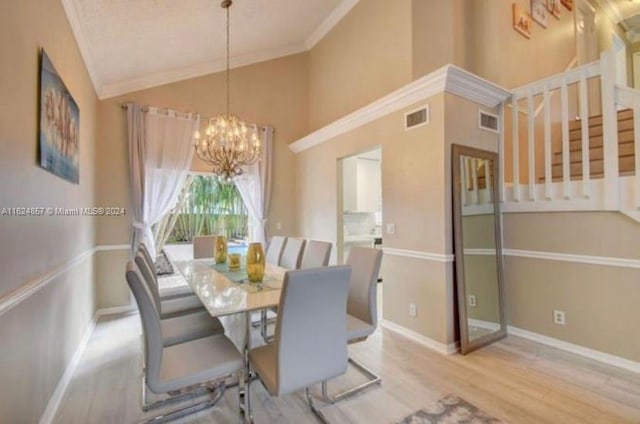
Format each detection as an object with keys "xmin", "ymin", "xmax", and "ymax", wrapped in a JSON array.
[
  {"xmin": 471, "ymin": 158, "xmax": 479, "ymax": 205},
  {"xmin": 484, "ymin": 160, "xmax": 492, "ymax": 205},
  {"xmin": 461, "ymin": 156, "xmax": 468, "ymax": 206},
  {"xmin": 579, "ymin": 73, "xmax": 591, "ymax": 198},
  {"xmin": 527, "ymin": 92, "xmax": 536, "ymax": 201},
  {"xmin": 600, "ymin": 50, "xmax": 619, "ymax": 210},
  {"xmin": 499, "ymin": 103, "xmax": 505, "ymax": 203},
  {"xmin": 512, "ymin": 96, "xmax": 520, "ymax": 201},
  {"xmin": 634, "ymin": 100, "xmax": 640, "ymax": 209},
  {"xmin": 543, "ymin": 86, "xmax": 552, "ymax": 199},
  {"xmin": 561, "ymin": 78, "xmax": 571, "ymax": 199}
]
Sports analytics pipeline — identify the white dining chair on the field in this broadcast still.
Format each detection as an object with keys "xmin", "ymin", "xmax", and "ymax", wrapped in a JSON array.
[
  {"xmin": 126, "ymin": 262, "xmax": 245, "ymax": 422},
  {"xmin": 265, "ymin": 236, "xmax": 287, "ymax": 266},
  {"xmin": 321, "ymin": 246, "xmax": 383, "ymax": 403},
  {"xmin": 247, "ymin": 266, "xmax": 351, "ymax": 423},
  {"xmin": 139, "ymin": 243, "xmax": 194, "ymax": 299},
  {"xmin": 133, "ymin": 253, "xmax": 225, "ymax": 345},
  {"xmin": 135, "ymin": 250, "xmax": 208, "ymax": 319},
  {"xmin": 193, "ymin": 235, "xmax": 216, "ymax": 259},
  {"xmin": 279, "ymin": 237, "xmax": 306, "ymax": 270},
  {"xmin": 300, "ymin": 240, "xmax": 332, "ymax": 269}
]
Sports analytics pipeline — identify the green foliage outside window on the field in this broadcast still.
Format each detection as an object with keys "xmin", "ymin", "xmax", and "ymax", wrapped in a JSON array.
[{"xmin": 167, "ymin": 175, "xmax": 248, "ymax": 243}]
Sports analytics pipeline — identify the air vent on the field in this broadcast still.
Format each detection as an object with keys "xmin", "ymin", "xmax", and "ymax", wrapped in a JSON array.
[
  {"xmin": 404, "ymin": 105, "xmax": 429, "ymax": 130},
  {"xmin": 478, "ymin": 110, "xmax": 499, "ymax": 133}
]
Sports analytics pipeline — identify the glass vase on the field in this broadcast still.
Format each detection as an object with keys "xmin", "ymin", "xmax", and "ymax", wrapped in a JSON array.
[
  {"xmin": 214, "ymin": 235, "xmax": 227, "ymax": 264},
  {"xmin": 246, "ymin": 242, "xmax": 265, "ymax": 283}
]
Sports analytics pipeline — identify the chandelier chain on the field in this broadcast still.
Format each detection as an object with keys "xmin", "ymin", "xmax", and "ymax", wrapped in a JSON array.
[{"xmin": 225, "ymin": 4, "xmax": 230, "ymax": 116}]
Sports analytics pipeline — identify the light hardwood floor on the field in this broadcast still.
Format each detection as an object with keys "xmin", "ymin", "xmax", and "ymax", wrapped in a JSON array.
[{"xmin": 52, "ymin": 312, "xmax": 640, "ymax": 424}]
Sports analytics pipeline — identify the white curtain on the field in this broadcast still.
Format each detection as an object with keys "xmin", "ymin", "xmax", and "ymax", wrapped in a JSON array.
[
  {"xmin": 234, "ymin": 127, "xmax": 274, "ymax": 246},
  {"xmin": 127, "ymin": 104, "xmax": 199, "ymax": 259}
]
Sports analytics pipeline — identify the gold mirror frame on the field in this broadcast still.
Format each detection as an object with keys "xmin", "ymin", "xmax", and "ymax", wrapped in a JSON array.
[{"xmin": 452, "ymin": 144, "xmax": 507, "ymax": 355}]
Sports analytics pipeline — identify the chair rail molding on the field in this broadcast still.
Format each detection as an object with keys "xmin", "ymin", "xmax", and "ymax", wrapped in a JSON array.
[
  {"xmin": 289, "ymin": 65, "xmax": 510, "ymax": 154},
  {"xmin": 504, "ymin": 248, "xmax": 640, "ymax": 269},
  {"xmin": 382, "ymin": 247, "xmax": 454, "ymax": 263},
  {"xmin": 0, "ymin": 244, "xmax": 130, "ymax": 317}
]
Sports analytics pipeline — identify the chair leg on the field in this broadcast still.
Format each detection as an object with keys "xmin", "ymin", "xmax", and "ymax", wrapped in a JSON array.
[
  {"xmin": 321, "ymin": 357, "xmax": 381, "ymax": 403},
  {"xmin": 143, "ymin": 382, "xmax": 226, "ymax": 423},
  {"xmin": 142, "ymin": 375, "xmax": 215, "ymax": 412},
  {"xmin": 259, "ymin": 309, "xmax": 276, "ymax": 343},
  {"xmin": 305, "ymin": 387, "xmax": 329, "ymax": 424},
  {"xmin": 239, "ymin": 367, "xmax": 253, "ymax": 424}
]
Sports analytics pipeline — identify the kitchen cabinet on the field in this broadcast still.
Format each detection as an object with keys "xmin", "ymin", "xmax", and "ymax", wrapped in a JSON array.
[{"xmin": 343, "ymin": 156, "xmax": 381, "ymax": 212}]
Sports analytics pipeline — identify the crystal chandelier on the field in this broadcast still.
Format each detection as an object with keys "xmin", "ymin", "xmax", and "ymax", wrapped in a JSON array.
[{"xmin": 194, "ymin": 0, "xmax": 260, "ymax": 181}]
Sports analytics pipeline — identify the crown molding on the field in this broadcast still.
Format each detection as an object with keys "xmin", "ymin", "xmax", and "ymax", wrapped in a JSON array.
[
  {"xmin": 289, "ymin": 65, "xmax": 510, "ymax": 154},
  {"xmin": 592, "ymin": 0, "xmax": 625, "ymax": 25},
  {"xmin": 61, "ymin": 0, "xmax": 103, "ymax": 96},
  {"xmin": 98, "ymin": 43, "xmax": 307, "ymax": 99},
  {"xmin": 304, "ymin": 0, "xmax": 360, "ymax": 49},
  {"xmin": 64, "ymin": 0, "xmax": 357, "ymax": 98}
]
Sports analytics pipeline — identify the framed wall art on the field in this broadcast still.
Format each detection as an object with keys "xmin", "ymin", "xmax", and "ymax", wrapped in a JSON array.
[
  {"xmin": 547, "ymin": 0, "xmax": 561, "ymax": 19},
  {"xmin": 39, "ymin": 49, "xmax": 80, "ymax": 184},
  {"xmin": 531, "ymin": 0, "xmax": 548, "ymax": 28},
  {"xmin": 513, "ymin": 4, "xmax": 532, "ymax": 39}
]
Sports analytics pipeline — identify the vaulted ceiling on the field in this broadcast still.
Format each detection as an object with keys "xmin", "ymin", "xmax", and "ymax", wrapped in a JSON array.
[{"xmin": 62, "ymin": 0, "xmax": 357, "ymax": 99}]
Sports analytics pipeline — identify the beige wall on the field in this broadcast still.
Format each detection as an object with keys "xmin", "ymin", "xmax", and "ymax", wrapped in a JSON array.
[
  {"xmin": 412, "ymin": 0, "xmax": 467, "ymax": 79},
  {"xmin": 96, "ymin": 53, "xmax": 308, "ymax": 308},
  {"xmin": 307, "ymin": 0, "xmax": 413, "ymax": 131},
  {"xmin": 296, "ymin": 93, "xmax": 454, "ymax": 343},
  {"xmin": 504, "ymin": 212, "xmax": 640, "ymax": 362},
  {"xmin": 466, "ymin": 0, "xmax": 577, "ymax": 89},
  {"xmin": 0, "ymin": 0, "xmax": 98, "ymax": 421}
]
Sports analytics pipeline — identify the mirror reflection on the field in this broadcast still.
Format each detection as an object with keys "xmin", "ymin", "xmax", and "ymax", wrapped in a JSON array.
[{"xmin": 453, "ymin": 145, "xmax": 506, "ymax": 354}]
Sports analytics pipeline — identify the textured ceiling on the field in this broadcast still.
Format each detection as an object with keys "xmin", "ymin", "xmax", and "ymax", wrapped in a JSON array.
[{"xmin": 63, "ymin": 0, "xmax": 350, "ymax": 98}]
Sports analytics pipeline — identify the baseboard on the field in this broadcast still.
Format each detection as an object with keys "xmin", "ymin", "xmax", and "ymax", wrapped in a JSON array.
[
  {"xmin": 468, "ymin": 318, "xmax": 501, "ymax": 332},
  {"xmin": 508, "ymin": 326, "xmax": 640, "ymax": 374},
  {"xmin": 39, "ymin": 312, "xmax": 98, "ymax": 424},
  {"xmin": 95, "ymin": 305, "xmax": 137, "ymax": 318},
  {"xmin": 381, "ymin": 319, "xmax": 459, "ymax": 355}
]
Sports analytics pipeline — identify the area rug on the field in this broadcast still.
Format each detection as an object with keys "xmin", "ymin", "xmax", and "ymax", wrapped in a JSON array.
[
  {"xmin": 154, "ymin": 250, "xmax": 174, "ymax": 276},
  {"xmin": 397, "ymin": 395, "xmax": 504, "ymax": 424}
]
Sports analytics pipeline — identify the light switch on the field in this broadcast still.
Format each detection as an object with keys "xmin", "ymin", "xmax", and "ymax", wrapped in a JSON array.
[{"xmin": 386, "ymin": 223, "xmax": 395, "ymax": 234}]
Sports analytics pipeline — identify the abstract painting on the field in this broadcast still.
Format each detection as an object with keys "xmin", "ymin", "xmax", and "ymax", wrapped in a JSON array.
[{"xmin": 39, "ymin": 49, "xmax": 80, "ymax": 184}]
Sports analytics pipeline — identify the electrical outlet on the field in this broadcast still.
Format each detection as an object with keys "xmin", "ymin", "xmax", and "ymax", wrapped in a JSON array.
[
  {"xmin": 386, "ymin": 223, "xmax": 395, "ymax": 234},
  {"xmin": 276, "ymin": 222, "xmax": 282, "ymax": 230},
  {"xmin": 553, "ymin": 309, "xmax": 566, "ymax": 325},
  {"xmin": 409, "ymin": 303, "xmax": 417, "ymax": 317},
  {"xmin": 468, "ymin": 295, "xmax": 477, "ymax": 307}
]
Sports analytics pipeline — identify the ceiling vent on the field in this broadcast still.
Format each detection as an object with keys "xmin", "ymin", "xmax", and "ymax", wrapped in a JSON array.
[
  {"xmin": 478, "ymin": 110, "xmax": 499, "ymax": 133},
  {"xmin": 404, "ymin": 105, "xmax": 429, "ymax": 130}
]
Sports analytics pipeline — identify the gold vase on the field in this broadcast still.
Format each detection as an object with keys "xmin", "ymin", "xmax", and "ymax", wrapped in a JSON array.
[
  {"xmin": 214, "ymin": 236, "xmax": 227, "ymax": 264},
  {"xmin": 246, "ymin": 242, "xmax": 265, "ymax": 283}
]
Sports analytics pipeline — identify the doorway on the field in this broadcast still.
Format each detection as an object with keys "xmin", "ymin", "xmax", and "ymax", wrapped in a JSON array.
[
  {"xmin": 337, "ymin": 146, "xmax": 383, "ymax": 317},
  {"xmin": 575, "ymin": 0, "xmax": 598, "ymax": 66}
]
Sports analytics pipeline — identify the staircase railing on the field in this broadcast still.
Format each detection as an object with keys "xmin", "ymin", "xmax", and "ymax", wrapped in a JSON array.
[{"xmin": 501, "ymin": 50, "xmax": 626, "ymax": 213}]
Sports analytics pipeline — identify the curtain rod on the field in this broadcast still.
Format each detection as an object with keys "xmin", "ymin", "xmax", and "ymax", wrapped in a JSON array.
[{"xmin": 120, "ymin": 103, "xmax": 274, "ymax": 132}]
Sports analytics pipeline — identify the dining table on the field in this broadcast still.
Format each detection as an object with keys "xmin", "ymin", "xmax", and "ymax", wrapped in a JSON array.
[{"xmin": 173, "ymin": 258, "xmax": 286, "ymax": 368}]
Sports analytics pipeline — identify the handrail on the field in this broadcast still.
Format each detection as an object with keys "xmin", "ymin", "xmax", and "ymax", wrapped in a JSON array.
[{"xmin": 507, "ymin": 56, "xmax": 579, "ymax": 118}]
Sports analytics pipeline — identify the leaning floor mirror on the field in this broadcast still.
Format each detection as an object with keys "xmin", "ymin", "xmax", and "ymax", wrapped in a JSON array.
[{"xmin": 452, "ymin": 144, "xmax": 506, "ymax": 354}]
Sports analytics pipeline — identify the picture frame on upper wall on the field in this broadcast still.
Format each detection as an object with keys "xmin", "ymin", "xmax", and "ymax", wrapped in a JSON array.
[
  {"xmin": 547, "ymin": 0, "xmax": 561, "ymax": 19},
  {"xmin": 513, "ymin": 4, "xmax": 532, "ymax": 39},
  {"xmin": 561, "ymin": 0, "xmax": 573, "ymax": 11},
  {"xmin": 531, "ymin": 0, "xmax": 548, "ymax": 28},
  {"xmin": 38, "ymin": 49, "xmax": 80, "ymax": 184}
]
